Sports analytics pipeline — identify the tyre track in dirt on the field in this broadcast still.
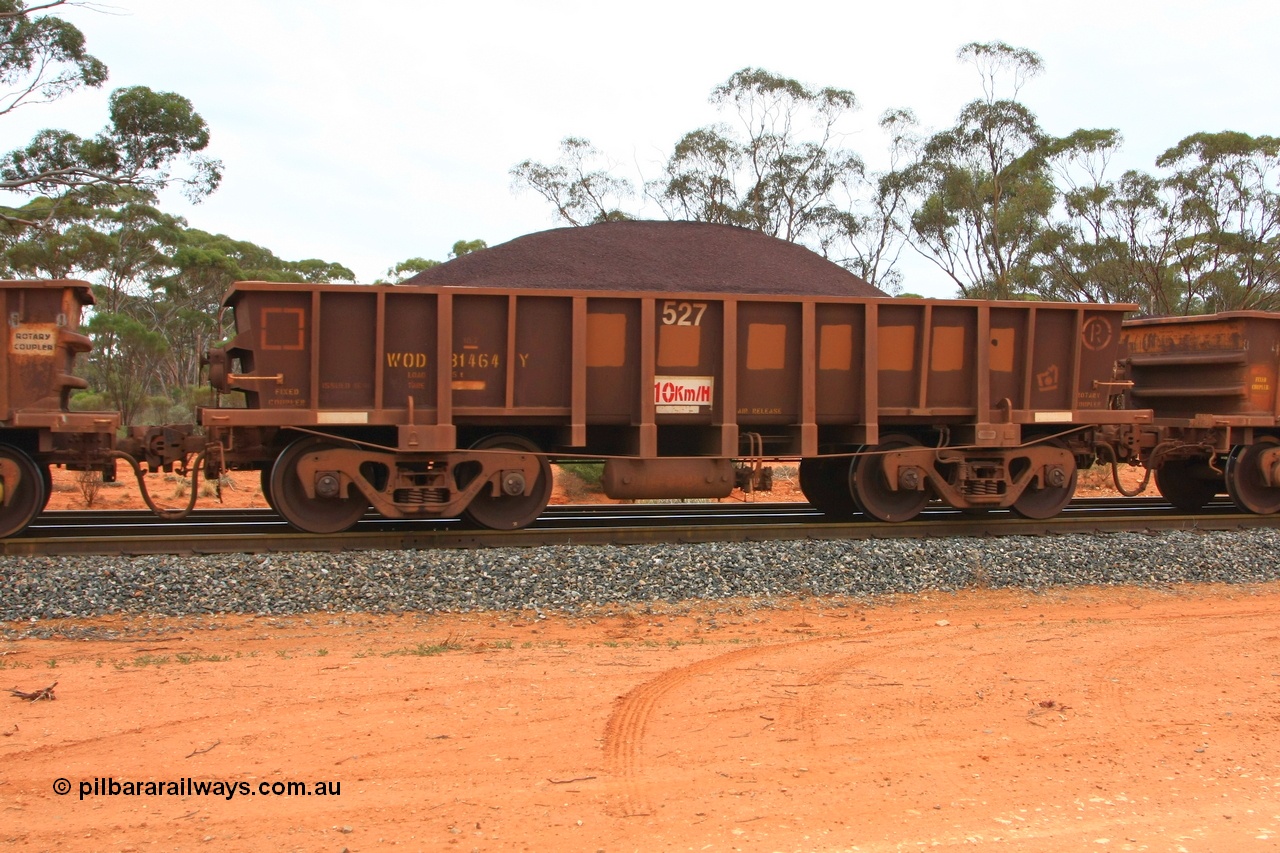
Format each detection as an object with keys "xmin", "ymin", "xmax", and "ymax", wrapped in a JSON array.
[
  {"xmin": 602, "ymin": 643, "xmax": 792, "ymax": 816},
  {"xmin": 601, "ymin": 625, "xmax": 929, "ymax": 816},
  {"xmin": 600, "ymin": 602, "xmax": 1280, "ymax": 824}
]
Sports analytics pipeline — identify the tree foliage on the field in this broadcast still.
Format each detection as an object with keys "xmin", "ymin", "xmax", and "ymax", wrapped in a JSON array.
[
  {"xmin": 0, "ymin": 0, "xmax": 106, "ymax": 117},
  {"xmin": 379, "ymin": 239, "xmax": 487, "ymax": 283},
  {"xmin": 450, "ymin": 238, "xmax": 487, "ymax": 257},
  {"xmin": 1157, "ymin": 131, "xmax": 1280, "ymax": 312},
  {"xmin": 6, "ymin": 203, "xmax": 356, "ymax": 419},
  {"xmin": 151, "ymin": 230, "xmax": 354, "ymax": 391},
  {"xmin": 1031, "ymin": 131, "xmax": 1280, "ymax": 314},
  {"xmin": 380, "ymin": 256, "xmax": 438, "ymax": 283},
  {"xmin": 820, "ymin": 107, "xmax": 918, "ymax": 293},
  {"xmin": 511, "ymin": 46, "xmax": 1280, "ymax": 314},
  {"xmin": 892, "ymin": 43, "xmax": 1060, "ymax": 299},
  {"xmin": 0, "ymin": 0, "xmax": 221, "ymax": 234},
  {"xmin": 650, "ymin": 67, "xmax": 864, "ymax": 244},
  {"xmin": 512, "ymin": 68, "xmax": 906, "ymax": 290},
  {"xmin": 510, "ymin": 137, "xmax": 633, "ymax": 226}
]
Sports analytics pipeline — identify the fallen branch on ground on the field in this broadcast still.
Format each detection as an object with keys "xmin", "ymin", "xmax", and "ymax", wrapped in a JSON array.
[{"xmin": 9, "ymin": 681, "xmax": 57, "ymax": 701}]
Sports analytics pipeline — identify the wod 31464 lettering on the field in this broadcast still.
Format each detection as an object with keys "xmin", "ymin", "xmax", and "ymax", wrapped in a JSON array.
[{"xmin": 386, "ymin": 352, "xmax": 428, "ymax": 368}]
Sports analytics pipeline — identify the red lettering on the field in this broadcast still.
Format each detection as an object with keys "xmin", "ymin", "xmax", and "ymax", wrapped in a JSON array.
[{"xmin": 654, "ymin": 377, "xmax": 714, "ymax": 407}]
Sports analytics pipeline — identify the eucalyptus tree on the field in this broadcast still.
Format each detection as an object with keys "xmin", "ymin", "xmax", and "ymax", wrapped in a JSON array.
[
  {"xmin": 1157, "ymin": 131, "xmax": 1280, "ymax": 312},
  {"xmin": 154, "ymin": 230, "xmax": 354, "ymax": 391},
  {"xmin": 1031, "ymin": 138, "xmax": 1186, "ymax": 315},
  {"xmin": 449, "ymin": 238, "xmax": 487, "ymax": 257},
  {"xmin": 0, "ymin": 0, "xmax": 105, "ymax": 116},
  {"xmin": 510, "ymin": 137, "xmax": 634, "ymax": 226},
  {"xmin": 379, "ymin": 240, "xmax": 486, "ymax": 283},
  {"xmin": 818, "ymin": 108, "xmax": 920, "ymax": 293},
  {"xmin": 379, "ymin": 257, "xmax": 438, "ymax": 283},
  {"xmin": 1030, "ymin": 128, "xmax": 1144, "ymax": 306},
  {"xmin": 1033, "ymin": 131, "xmax": 1280, "ymax": 315},
  {"xmin": 84, "ymin": 198, "xmax": 186, "ymax": 421},
  {"xmin": 512, "ymin": 68, "xmax": 906, "ymax": 289},
  {"xmin": 649, "ymin": 67, "xmax": 865, "ymax": 245},
  {"xmin": 0, "ymin": 0, "xmax": 221, "ymax": 270},
  {"xmin": 894, "ymin": 42, "xmax": 1055, "ymax": 299},
  {"xmin": 0, "ymin": 0, "xmax": 220, "ymax": 417}
]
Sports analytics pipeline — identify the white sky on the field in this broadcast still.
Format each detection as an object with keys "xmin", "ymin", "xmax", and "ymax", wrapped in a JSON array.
[{"xmin": 6, "ymin": 0, "xmax": 1279, "ymax": 297}]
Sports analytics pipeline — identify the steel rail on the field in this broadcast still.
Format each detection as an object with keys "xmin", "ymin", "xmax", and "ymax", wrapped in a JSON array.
[{"xmin": 4, "ymin": 497, "xmax": 1278, "ymax": 557}]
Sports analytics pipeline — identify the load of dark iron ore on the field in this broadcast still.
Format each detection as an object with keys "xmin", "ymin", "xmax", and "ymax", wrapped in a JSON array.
[{"xmin": 403, "ymin": 220, "xmax": 888, "ymax": 297}]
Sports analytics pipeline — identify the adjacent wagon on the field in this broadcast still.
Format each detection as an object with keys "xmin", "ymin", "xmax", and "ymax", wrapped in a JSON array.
[
  {"xmin": 1120, "ymin": 312, "xmax": 1280, "ymax": 513},
  {"xmin": 0, "ymin": 280, "xmax": 120, "ymax": 536}
]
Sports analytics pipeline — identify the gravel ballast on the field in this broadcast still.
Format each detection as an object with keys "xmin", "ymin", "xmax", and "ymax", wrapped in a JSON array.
[{"xmin": 3, "ymin": 529, "xmax": 1279, "ymax": 627}]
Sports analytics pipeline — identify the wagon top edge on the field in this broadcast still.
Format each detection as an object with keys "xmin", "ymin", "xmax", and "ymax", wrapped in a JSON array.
[
  {"xmin": 0, "ymin": 278, "xmax": 95, "ymax": 303},
  {"xmin": 1123, "ymin": 310, "xmax": 1280, "ymax": 327},
  {"xmin": 221, "ymin": 279, "xmax": 1139, "ymax": 314}
]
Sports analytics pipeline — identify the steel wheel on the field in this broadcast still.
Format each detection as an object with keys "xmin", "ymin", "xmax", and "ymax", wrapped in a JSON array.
[
  {"xmin": 1155, "ymin": 458, "xmax": 1221, "ymax": 512},
  {"xmin": 462, "ymin": 435, "xmax": 552, "ymax": 530},
  {"xmin": 270, "ymin": 437, "xmax": 368, "ymax": 534},
  {"xmin": 1010, "ymin": 441, "xmax": 1078, "ymax": 520},
  {"xmin": 798, "ymin": 456, "xmax": 858, "ymax": 517},
  {"xmin": 853, "ymin": 435, "xmax": 930, "ymax": 523},
  {"xmin": 0, "ymin": 446, "xmax": 47, "ymax": 538},
  {"xmin": 40, "ymin": 463, "xmax": 52, "ymax": 512},
  {"xmin": 259, "ymin": 466, "xmax": 279, "ymax": 514},
  {"xmin": 1226, "ymin": 438, "xmax": 1280, "ymax": 515}
]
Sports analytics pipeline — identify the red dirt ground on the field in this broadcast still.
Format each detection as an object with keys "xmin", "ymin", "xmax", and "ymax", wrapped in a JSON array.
[
  {"xmin": 3, "ymin": 585, "xmax": 1279, "ymax": 851},
  {"xmin": 11, "ymin": 464, "xmax": 1241, "ymax": 853}
]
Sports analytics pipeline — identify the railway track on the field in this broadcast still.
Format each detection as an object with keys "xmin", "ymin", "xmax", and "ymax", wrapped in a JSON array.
[{"xmin": 4, "ymin": 497, "xmax": 1278, "ymax": 557}]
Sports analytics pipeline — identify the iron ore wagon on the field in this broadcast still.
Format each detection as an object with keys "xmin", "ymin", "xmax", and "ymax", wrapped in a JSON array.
[
  {"xmin": 202, "ymin": 281, "xmax": 1145, "ymax": 532},
  {"xmin": 0, "ymin": 223, "xmax": 1175, "ymax": 539}
]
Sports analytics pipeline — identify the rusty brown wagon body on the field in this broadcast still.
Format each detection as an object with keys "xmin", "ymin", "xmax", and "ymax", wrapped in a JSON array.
[
  {"xmin": 1120, "ymin": 312, "xmax": 1280, "ymax": 514},
  {"xmin": 0, "ymin": 280, "xmax": 121, "ymax": 536},
  {"xmin": 0, "ymin": 281, "xmax": 211, "ymax": 538},
  {"xmin": 203, "ymin": 281, "xmax": 1147, "ymax": 532}
]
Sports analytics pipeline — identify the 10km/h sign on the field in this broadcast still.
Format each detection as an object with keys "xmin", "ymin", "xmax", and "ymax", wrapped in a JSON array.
[{"xmin": 654, "ymin": 375, "xmax": 714, "ymax": 413}]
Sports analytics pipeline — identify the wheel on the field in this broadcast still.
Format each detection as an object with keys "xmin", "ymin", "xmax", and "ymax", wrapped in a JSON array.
[
  {"xmin": 269, "ymin": 437, "xmax": 368, "ymax": 534},
  {"xmin": 259, "ymin": 466, "xmax": 279, "ymax": 514},
  {"xmin": 798, "ymin": 456, "xmax": 858, "ymax": 517},
  {"xmin": 1226, "ymin": 438, "xmax": 1280, "ymax": 515},
  {"xmin": 0, "ymin": 446, "xmax": 48, "ymax": 538},
  {"xmin": 40, "ymin": 463, "xmax": 52, "ymax": 512},
  {"xmin": 461, "ymin": 435, "xmax": 552, "ymax": 530},
  {"xmin": 1010, "ymin": 441, "xmax": 1078, "ymax": 520},
  {"xmin": 1154, "ymin": 458, "xmax": 1221, "ymax": 512},
  {"xmin": 853, "ymin": 435, "xmax": 930, "ymax": 523}
]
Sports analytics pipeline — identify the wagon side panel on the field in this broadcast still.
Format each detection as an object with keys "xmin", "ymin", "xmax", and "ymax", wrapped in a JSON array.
[
  {"xmin": 1121, "ymin": 312, "xmax": 1280, "ymax": 422},
  {"xmin": 382, "ymin": 291, "xmax": 438, "ymax": 414},
  {"xmin": 317, "ymin": 290, "xmax": 377, "ymax": 412}
]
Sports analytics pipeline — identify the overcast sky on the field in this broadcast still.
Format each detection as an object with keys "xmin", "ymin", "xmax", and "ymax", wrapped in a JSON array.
[{"xmin": 8, "ymin": 0, "xmax": 1280, "ymax": 297}]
